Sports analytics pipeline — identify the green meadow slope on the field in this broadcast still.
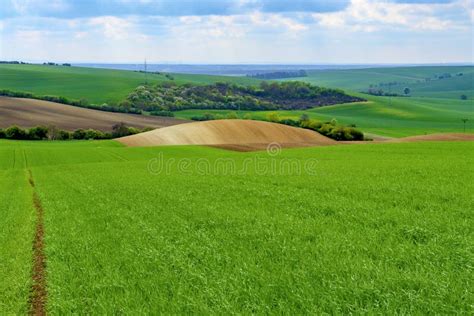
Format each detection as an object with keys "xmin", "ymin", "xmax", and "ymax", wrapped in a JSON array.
[
  {"xmin": 175, "ymin": 66, "xmax": 474, "ymax": 137},
  {"xmin": 0, "ymin": 64, "xmax": 258, "ymax": 105},
  {"xmin": 0, "ymin": 139, "xmax": 473, "ymax": 313},
  {"xmin": 175, "ymin": 94, "xmax": 473, "ymax": 137},
  {"xmin": 295, "ymin": 66, "xmax": 474, "ymax": 97}
]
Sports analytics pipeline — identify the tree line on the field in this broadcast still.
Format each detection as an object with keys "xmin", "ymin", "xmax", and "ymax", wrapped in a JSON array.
[
  {"xmin": 125, "ymin": 81, "xmax": 364, "ymax": 112},
  {"xmin": 247, "ymin": 70, "xmax": 307, "ymax": 79}
]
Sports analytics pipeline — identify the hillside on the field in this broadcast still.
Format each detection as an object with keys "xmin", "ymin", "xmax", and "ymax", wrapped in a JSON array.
[
  {"xmin": 0, "ymin": 97, "xmax": 186, "ymax": 131},
  {"xmin": 0, "ymin": 64, "xmax": 259, "ymax": 105},
  {"xmin": 118, "ymin": 119, "xmax": 335, "ymax": 149},
  {"xmin": 288, "ymin": 66, "xmax": 474, "ymax": 99},
  {"xmin": 213, "ymin": 65, "xmax": 474, "ymax": 137},
  {"xmin": 173, "ymin": 92, "xmax": 473, "ymax": 137}
]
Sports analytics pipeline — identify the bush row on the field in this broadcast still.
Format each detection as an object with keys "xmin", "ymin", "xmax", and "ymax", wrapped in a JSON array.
[
  {"xmin": 149, "ymin": 110, "xmax": 175, "ymax": 117},
  {"xmin": 0, "ymin": 123, "xmax": 151, "ymax": 141},
  {"xmin": 190, "ymin": 112, "xmax": 364, "ymax": 141}
]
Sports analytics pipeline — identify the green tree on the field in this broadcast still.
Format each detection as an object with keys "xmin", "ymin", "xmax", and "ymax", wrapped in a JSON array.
[
  {"xmin": 299, "ymin": 113, "xmax": 310, "ymax": 122},
  {"xmin": 5, "ymin": 126, "xmax": 27, "ymax": 140},
  {"xmin": 404, "ymin": 87, "xmax": 411, "ymax": 95},
  {"xmin": 28, "ymin": 126, "xmax": 48, "ymax": 140},
  {"xmin": 112, "ymin": 122, "xmax": 131, "ymax": 138},
  {"xmin": 72, "ymin": 129, "xmax": 86, "ymax": 140}
]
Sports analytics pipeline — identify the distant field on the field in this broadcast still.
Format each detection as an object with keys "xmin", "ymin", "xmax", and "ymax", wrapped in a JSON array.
[
  {"xmin": 0, "ymin": 97, "xmax": 187, "ymax": 131},
  {"xmin": 291, "ymin": 66, "xmax": 474, "ymax": 98},
  {"xmin": 0, "ymin": 64, "xmax": 258, "ymax": 105},
  {"xmin": 0, "ymin": 139, "xmax": 472, "ymax": 313}
]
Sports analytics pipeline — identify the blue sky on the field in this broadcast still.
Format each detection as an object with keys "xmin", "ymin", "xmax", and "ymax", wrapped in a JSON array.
[{"xmin": 0, "ymin": 0, "xmax": 472, "ymax": 63}]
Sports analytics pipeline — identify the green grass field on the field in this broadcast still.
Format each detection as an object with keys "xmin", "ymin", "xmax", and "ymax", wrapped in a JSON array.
[
  {"xmin": 0, "ymin": 64, "xmax": 258, "ymax": 105},
  {"xmin": 0, "ymin": 169, "xmax": 35, "ymax": 313},
  {"xmin": 0, "ymin": 139, "xmax": 473, "ymax": 313}
]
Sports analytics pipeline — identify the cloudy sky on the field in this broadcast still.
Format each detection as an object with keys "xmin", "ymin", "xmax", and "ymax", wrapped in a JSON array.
[{"xmin": 0, "ymin": 0, "xmax": 472, "ymax": 64}]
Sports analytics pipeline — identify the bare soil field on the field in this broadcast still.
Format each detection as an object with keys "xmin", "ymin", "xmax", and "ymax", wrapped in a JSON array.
[
  {"xmin": 119, "ymin": 120, "xmax": 474, "ymax": 151},
  {"xmin": 118, "ymin": 119, "xmax": 337, "ymax": 149},
  {"xmin": 0, "ymin": 97, "xmax": 187, "ymax": 131}
]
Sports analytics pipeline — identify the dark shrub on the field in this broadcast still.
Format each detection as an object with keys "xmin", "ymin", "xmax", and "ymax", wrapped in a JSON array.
[
  {"xmin": 150, "ymin": 110, "xmax": 174, "ymax": 117},
  {"xmin": 5, "ymin": 126, "xmax": 27, "ymax": 140},
  {"xmin": 279, "ymin": 119, "xmax": 299, "ymax": 127},
  {"xmin": 127, "ymin": 127, "xmax": 140, "ymax": 135},
  {"xmin": 346, "ymin": 127, "xmax": 364, "ymax": 141},
  {"xmin": 328, "ymin": 127, "xmax": 346, "ymax": 141},
  {"xmin": 299, "ymin": 113, "xmax": 310, "ymax": 122},
  {"xmin": 58, "ymin": 130, "xmax": 71, "ymax": 140},
  {"xmin": 84, "ymin": 129, "xmax": 103, "ymax": 140},
  {"xmin": 191, "ymin": 113, "xmax": 216, "ymax": 121},
  {"xmin": 72, "ymin": 129, "xmax": 86, "ymax": 140},
  {"xmin": 112, "ymin": 122, "xmax": 131, "ymax": 138},
  {"xmin": 28, "ymin": 126, "xmax": 48, "ymax": 140}
]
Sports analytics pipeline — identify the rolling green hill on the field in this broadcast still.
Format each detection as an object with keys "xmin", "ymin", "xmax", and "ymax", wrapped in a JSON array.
[
  {"xmin": 265, "ymin": 66, "xmax": 473, "ymax": 136},
  {"xmin": 1, "ymin": 64, "xmax": 472, "ymax": 137},
  {"xmin": 0, "ymin": 64, "xmax": 258, "ymax": 105},
  {"xmin": 289, "ymin": 66, "xmax": 474, "ymax": 100}
]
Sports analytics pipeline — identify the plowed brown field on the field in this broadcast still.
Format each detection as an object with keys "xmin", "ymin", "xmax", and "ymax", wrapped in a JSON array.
[{"xmin": 0, "ymin": 97, "xmax": 187, "ymax": 131}]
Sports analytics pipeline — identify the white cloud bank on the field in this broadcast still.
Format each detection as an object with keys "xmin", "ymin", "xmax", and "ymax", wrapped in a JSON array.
[
  {"xmin": 0, "ymin": 0, "xmax": 472, "ymax": 63},
  {"xmin": 313, "ymin": 0, "xmax": 471, "ymax": 32}
]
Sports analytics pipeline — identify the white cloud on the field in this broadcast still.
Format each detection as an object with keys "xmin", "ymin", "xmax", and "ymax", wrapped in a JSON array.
[
  {"xmin": 88, "ymin": 16, "xmax": 134, "ymax": 40},
  {"xmin": 313, "ymin": 0, "xmax": 467, "ymax": 32},
  {"xmin": 15, "ymin": 29, "xmax": 46, "ymax": 42},
  {"xmin": 173, "ymin": 11, "xmax": 309, "ymax": 41},
  {"xmin": 74, "ymin": 31, "xmax": 87, "ymax": 39},
  {"xmin": 249, "ymin": 12, "xmax": 308, "ymax": 32}
]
